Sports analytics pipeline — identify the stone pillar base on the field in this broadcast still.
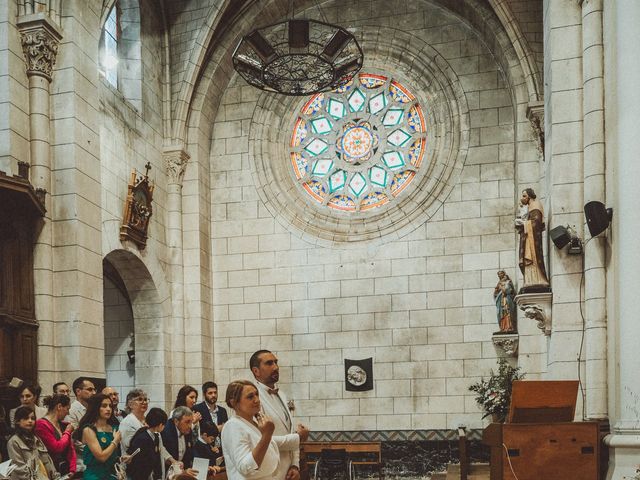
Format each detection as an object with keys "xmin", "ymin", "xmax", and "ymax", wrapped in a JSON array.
[
  {"xmin": 492, "ymin": 333, "xmax": 519, "ymax": 357},
  {"xmin": 604, "ymin": 433, "xmax": 640, "ymax": 480}
]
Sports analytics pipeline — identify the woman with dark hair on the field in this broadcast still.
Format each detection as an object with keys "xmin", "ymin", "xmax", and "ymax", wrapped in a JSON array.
[
  {"xmin": 7, "ymin": 406, "xmax": 60, "ymax": 479},
  {"xmin": 173, "ymin": 386, "xmax": 202, "ymax": 437},
  {"xmin": 34, "ymin": 394, "xmax": 77, "ymax": 475},
  {"xmin": 75, "ymin": 393, "xmax": 121, "ymax": 480},
  {"xmin": 9, "ymin": 385, "xmax": 46, "ymax": 426}
]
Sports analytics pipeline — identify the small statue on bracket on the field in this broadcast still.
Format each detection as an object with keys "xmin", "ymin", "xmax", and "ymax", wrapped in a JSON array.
[
  {"xmin": 515, "ymin": 188, "xmax": 550, "ymax": 293},
  {"xmin": 494, "ymin": 270, "xmax": 517, "ymax": 334}
]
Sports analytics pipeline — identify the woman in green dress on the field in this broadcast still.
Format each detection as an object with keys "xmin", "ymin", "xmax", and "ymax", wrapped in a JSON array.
[{"xmin": 75, "ymin": 393, "xmax": 122, "ymax": 479}]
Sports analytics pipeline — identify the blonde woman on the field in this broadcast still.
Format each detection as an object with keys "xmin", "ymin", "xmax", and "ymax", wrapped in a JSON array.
[{"xmin": 220, "ymin": 380, "xmax": 278, "ymax": 480}]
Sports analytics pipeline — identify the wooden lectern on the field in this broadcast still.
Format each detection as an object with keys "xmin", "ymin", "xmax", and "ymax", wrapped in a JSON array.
[{"xmin": 482, "ymin": 380, "xmax": 599, "ymax": 480}]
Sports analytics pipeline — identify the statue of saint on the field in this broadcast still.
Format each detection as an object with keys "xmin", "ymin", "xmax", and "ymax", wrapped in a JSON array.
[
  {"xmin": 493, "ymin": 270, "xmax": 516, "ymax": 334},
  {"xmin": 515, "ymin": 188, "xmax": 550, "ymax": 292}
]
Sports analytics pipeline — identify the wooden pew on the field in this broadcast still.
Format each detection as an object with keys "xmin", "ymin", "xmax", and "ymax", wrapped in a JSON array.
[{"xmin": 301, "ymin": 441, "xmax": 383, "ymax": 479}]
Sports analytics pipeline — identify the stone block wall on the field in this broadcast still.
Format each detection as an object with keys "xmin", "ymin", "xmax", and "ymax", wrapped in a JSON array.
[{"xmin": 208, "ymin": 0, "xmax": 541, "ymax": 431}]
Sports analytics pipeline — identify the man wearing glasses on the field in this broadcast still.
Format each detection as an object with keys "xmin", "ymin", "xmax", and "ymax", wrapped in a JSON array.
[
  {"xmin": 66, "ymin": 377, "xmax": 96, "ymax": 427},
  {"xmin": 65, "ymin": 377, "xmax": 96, "ymax": 472}
]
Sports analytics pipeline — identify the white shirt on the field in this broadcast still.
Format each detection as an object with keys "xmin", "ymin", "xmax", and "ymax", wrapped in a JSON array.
[
  {"xmin": 65, "ymin": 400, "xmax": 86, "ymax": 428},
  {"xmin": 221, "ymin": 415, "xmax": 279, "ymax": 480},
  {"xmin": 119, "ymin": 413, "xmax": 145, "ymax": 456}
]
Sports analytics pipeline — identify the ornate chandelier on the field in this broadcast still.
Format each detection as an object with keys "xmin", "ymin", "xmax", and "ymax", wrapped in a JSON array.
[{"xmin": 232, "ymin": 18, "xmax": 364, "ymax": 96}]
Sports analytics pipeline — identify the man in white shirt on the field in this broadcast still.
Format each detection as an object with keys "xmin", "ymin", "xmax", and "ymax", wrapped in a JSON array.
[
  {"xmin": 65, "ymin": 377, "xmax": 96, "ymax": 472},
  {"xmin": 250, "ymin": 349, "xmax": 310, "ymax": 480},
  {"xmin": 66, "ymin": 377, "xmax": 96, "ymax": 427}
]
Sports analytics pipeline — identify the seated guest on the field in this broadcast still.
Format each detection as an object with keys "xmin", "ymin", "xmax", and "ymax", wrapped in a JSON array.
[
  {"xmin": 193, "ymin": 421, "xmax": 224, "ymax": 473},
  {"xmin": 193, "ymin": 382, "xmax": 228, "ymax": 432},
  {"xmin": 173, "ymin": 386, "xmax": 202, "ymax": 437},
  {"xmin": 7, "ymin": 406, "xmax": 60, "ymax": 479},
  {"xmin": 119, "ymin": 388, "xmax": 149, "ymax": 455},
  {"xmin": 220, "ymin": 380, "xmax": 278, "ymax": 480},
  {"xmin": 52, "ymin": 383, "xmax": 70, "ymax": 397},
  {"xmin": 9, "ymin": 384, "xmax": 46, "ymax": 426},
  {"xmin": 126, "ymin": 407, "xmax": 168, "ymax": 480},
  {"xmin": 75, "ymin": 393, "xmax": 122, "ymax": 480},
  {"xmin": 35, "ymin": 394, "xmax": 77, "ymax": 475},
  {"xmin": 161, "ymin": 407, "xmax": 198, "ymax": 477}
]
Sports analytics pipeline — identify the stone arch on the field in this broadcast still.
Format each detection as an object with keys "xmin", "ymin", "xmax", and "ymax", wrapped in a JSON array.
[
  {"xmin": 176, "ymin": 0, "xmax": 538, "ymax": 151},
  {"xmin": 103, "ymin": 248, "xmax": 172, "ymax": 407}
]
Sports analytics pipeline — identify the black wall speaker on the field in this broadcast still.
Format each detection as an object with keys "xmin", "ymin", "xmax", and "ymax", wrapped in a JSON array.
[
  {"xmin": 550, "ymin": 225, "xmax": 571, "ymax": 249},
  {"xmin": 584, "ymin": 201, "xmax": 613, "ymax": 237}
]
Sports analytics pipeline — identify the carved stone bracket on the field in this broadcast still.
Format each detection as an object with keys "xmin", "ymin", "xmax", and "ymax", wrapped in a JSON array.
[
  {"xmin": 526, "ymin": 101, "xmax": 545, "ymax": 160},
  {"xmin": 164, "ymin": 146, "xmax": 190, "ymax": 185},
  {"xmin": 515, "ymin": 291, "xmax": 553, "ymax": 335},
  {"xmin": 492, "ymin": 333, "xmax": 519, "ymax": 357},
  {"xmin": 17, "ymin": 13, "xmax": 62, "ymax": 82}
]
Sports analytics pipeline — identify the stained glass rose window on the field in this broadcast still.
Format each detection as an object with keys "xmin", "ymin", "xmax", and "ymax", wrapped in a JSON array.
[{"xmin": 290, "ymin": 73, "xmax": 426, "ymax": 212}]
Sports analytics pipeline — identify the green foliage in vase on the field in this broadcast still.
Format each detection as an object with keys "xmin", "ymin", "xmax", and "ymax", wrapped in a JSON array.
[{"xmin": 468, "ymin": 358, "xmax": 525, "ymax": 421}]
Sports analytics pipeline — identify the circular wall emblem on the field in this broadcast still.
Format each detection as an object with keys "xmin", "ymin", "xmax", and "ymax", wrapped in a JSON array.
[{"xmin": 290, "ymin": 73, "xmax": 426, "ymax": 212}]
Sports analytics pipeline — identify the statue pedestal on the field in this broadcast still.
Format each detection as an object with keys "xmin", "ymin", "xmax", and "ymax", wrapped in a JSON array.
[
  {"xmin": 492, "ymin": 333, "xmax": 519, "ymax": 357},
  {"xmin": 515, "ymin": 292, "xmax": 553, "ymax": 336}
]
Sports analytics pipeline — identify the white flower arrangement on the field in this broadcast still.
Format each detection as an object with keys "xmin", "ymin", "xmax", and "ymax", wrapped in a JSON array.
[{"xmin": 468, "ymin": 358, "xmax": 525, "ymax": 422}]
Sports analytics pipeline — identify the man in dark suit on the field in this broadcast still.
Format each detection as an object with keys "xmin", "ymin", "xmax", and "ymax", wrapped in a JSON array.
[
  {"xmin": 126, "ymin": 407, "xmax": 168, "ymax": 480},
  {"xmin": 192, "ymin": 382, "xmax": 228, "ymax": 432},
  {"xmin": 161, "ymin": 406, "xmax": 197, "ymax": 475}
]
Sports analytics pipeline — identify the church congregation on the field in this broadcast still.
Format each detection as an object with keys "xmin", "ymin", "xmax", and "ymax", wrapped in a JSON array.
[{"xmin": 1, "ymin": 350, "xmax": 306, "ymax": 480}]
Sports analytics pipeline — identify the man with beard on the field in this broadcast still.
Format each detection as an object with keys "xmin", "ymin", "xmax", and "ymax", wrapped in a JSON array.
[
  {"xmin": 250, "ymin": 350, "xmax": 309, "ymax": 480},
  {"xmin": 193, "ymin": 381, "xmax": 228, "ymax": 432}
]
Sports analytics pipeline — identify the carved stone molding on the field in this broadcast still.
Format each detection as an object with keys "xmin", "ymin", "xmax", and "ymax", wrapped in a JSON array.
[
  {"xmin": 515, "ymin": 291, "xmax": 553, "ymax": 335},
  {"xmin": 164, "ymin": 146, "xmax": 190, "ymax": 185},
  {"xmin": 17, "ymin": 13, "xmax": 62, "ymax": 82},
  {"xmin": 492, "ymin": 333, "xmax": 519, "ymax": 357},
  {"xmin": 526, "ymin": 101, "xmax": 545, "ymax": 160}
]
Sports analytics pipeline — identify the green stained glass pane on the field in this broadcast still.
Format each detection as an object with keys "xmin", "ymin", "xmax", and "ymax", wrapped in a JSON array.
[
  {"xmin": 349, "ymin": 172, "xmax": 368, "ymax": 197},
  {"xmin": 312, "ymin": 159, "xmax": 334, "ymax": 176},
  {"xmin": 382, "ymin": 108, "xmax": 404, "ymax": 126},
  {"xmin": 310, "ymin": 117, "xmax": 333, "ymax": 135},
  {"xmin": 382, "ymin": 151, "xmax": 406, "ymax": 170},
  {"xmin": 368, "ymin": 92, "xmax": 387, "ymax": 115},
  {"xmin": 387, "ymin": 128, "xmax": 412, "ymax": 147},
  {"xmin": 328, "ymin": 99, "xmax": 346, "ymax": 119},
  {"xmin": 369, "ymin": 165, "xmax": 388, "ymax": 187},
  {"xmin": 304, "ymin": 138, "xmax": 329, "ymax": 156},
  {"xmin": 348, "ymin": 88, "xmax": 366, "ymax": 112},
  {"xmin": 328, "ymin": 170, "xmax": 347, "ymax": 193}
]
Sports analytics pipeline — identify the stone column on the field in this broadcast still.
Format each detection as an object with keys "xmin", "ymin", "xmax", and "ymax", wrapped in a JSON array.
[
  {"xmin": 164, "ymin": 146, "xmax": 189, "ymax": 389},
  {"xmin": 603, "ymin": 1, "xmax": 640, "ymax": 478},
  {"xmin": 17, "ymin": 13, "xmax": 62, "ymax": 386},
  {"xmin": 580, "ymin": 0, "xmax": 608, "ymax": 421}
]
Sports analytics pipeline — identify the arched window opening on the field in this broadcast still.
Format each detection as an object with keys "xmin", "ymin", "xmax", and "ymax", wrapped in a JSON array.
[{"xmin": 100, "ymin": 3, "xmax": 120, "ymax": 88}]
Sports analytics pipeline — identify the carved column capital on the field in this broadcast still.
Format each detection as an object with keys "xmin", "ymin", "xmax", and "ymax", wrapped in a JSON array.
[
  {"xmin": 164, "ymin": 146, "xmax": 190, "ymax": 185},
  {"xmin": 526, "ymin": 101, "xmax": 545, "ymax": 160},
  {"xmin": 17, "ymin": 14, "xmax": 62, "ymax": 82}
]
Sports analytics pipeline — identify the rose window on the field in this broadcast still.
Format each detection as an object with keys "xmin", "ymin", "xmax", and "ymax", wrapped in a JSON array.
[{"xmin": 290, "ymin": 73, "xmax": 426, "ymax": 212}]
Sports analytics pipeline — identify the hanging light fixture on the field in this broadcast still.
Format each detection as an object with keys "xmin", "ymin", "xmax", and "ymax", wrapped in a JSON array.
[{"xmin": 232, "ymin": 3, "xmax": 363, "ymax": 96}]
